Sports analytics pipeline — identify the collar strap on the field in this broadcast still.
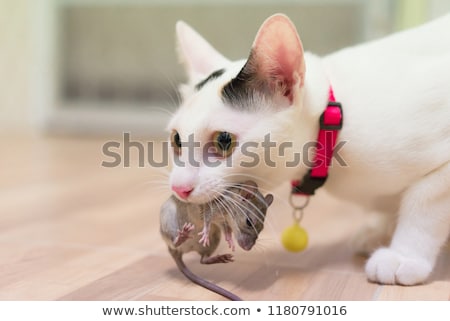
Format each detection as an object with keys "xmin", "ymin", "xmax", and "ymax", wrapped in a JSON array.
[{"xmin": 291, "ymin": 87, "xmax": 343, "ymax": 195}]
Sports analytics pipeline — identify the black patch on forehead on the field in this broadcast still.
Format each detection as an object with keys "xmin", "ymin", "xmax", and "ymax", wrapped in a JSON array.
[
  {"xmin": 221, "ymin": 66, "xmax": 254, "ymax": 109},
  {"xmin": 195, "ymin": 68, "xmax": 226, "ymax": 91},
  {"xmin": 221, "ymin": 50, "xmax": 266, "ymax": 111}
]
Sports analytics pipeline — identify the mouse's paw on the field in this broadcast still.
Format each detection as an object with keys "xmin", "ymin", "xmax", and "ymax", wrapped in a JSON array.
[
  {"xmin": 226, "ymin": 238, "xmax": 235, "ymax": 252},
  {"xmin": 201, "ymin": 254, "xmax": 234, "ymax": 264},
  {"xmin": 224, "ymin": 231, "xmax": 235, "ymax": 252},
  {"xmin": 181, "ymin": 222, "xmax": 195, "ymax": 234},
  {"xmin": 216, "ymin": 253, "xmax": 234, "ymax": 263},
  {"xmin": 198, "ymin": 226, "xmax": 210, "ymax": 247},
  {"xmin": 173, "ymin": 222, "xmax": 195, "ymax": 247},
  {"xmin": 198, "ymin": 233, "xmax": 210, "ymax": 247},
  {"xmin": 365, "ymin": 247, "xmax": 432, "ymax": 285}
]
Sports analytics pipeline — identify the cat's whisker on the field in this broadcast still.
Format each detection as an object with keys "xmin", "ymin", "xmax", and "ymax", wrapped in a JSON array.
[
  {"xmin": 256, "ymin": 235, "xmax": 278, "ymax": 246},
  {"xmin": 219, "ymin": 188, "xmax": 264, "ymax": 236},
  {"xmin": 149, "ymin": 106, "xmax": 176, "ymax": 118},
  {"xmin": 139, "ymin": 175, "xmax": 170, "ymax": 186},
  {"xmin": 221, "ymin": 173, "xmax": 277, "ymax": 190},
  {"xmin": 161, "ymin": 72, "xmax": 184, "ymax": 106},
  {"xmin": 135, "ymin": 167, "xmax": 172, "ymax": 194},
  {"xmin": 211, "ymin": 185, "xmax": 254, "ymax": 238},
  {"xmin": 251, "ymin": 241, "xmax": 269, "ymax": 255},
  {"xmin": 212, "ymin": 188, "xmax": 239, "ymax": 227},
  {"xmin": 146, "ymin": 167, "xmax": 171, "ymax": 177},
  {"xmin": 223, "ymin": 180, "xmax": 294, "ymax": 211},
  {"xmin": 224, "ymin": 191, "xmax": 268, "ymax": 234},
  {"xmin": 151, "ymin": 69, "xmax": 183, "ymax": 109},
  {"xmin": 210, "ymin": 192, "xmax": 244, "ymax": 244},
  {"xmin": 218, "ymin": 184, "xmax": 268, "ymax": 227},
  {"xmin": 145, "ymin": 175, "xmax": 170, "ymax": 183},
  {"xmin": 219, "ymin": 176, "xmax": 287, "ymax": 202}
]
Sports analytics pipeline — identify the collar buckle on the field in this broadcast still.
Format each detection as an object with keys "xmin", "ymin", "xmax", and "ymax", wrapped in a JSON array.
[
  {"xmin": 291, "ymin": 170, "xmax": 328, "ymax": 195},
  {"xmin": 290, "ymin": 87, "xmax": 343, "ymax": 196},
  {"xmin": 319, "ymin": 102, "xmax": 343, "ymax": 130}
]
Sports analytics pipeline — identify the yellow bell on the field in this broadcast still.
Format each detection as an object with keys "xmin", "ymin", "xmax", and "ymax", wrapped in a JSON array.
[{"xmin": 281, "ymin": 223, "xmax": 308, "ymax": 252}]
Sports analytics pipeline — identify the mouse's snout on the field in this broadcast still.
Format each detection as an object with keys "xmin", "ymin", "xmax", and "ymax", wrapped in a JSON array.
[{"xmin": 237, "ymin": 235, "xmax": 256, "ymax": 251}]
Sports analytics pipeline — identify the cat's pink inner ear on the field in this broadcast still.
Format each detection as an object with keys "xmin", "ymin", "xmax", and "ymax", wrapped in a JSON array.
[{"xmin": 252, "ymin": 14, "xmax": 305, "ymax": 100}]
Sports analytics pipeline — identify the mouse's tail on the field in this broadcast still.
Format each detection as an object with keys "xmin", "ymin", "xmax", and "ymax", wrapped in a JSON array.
[{"xmin": 169, "ymin": 249, "xmax": 242, "ymax": 301}]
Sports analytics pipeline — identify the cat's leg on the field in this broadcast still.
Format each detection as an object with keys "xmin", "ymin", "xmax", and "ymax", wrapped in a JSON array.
[
  {"xmin": 352, "ymin": 212, "xmax": 395, "ymax": 256},
  {"xmin": 365, "ymin": 162, "xmax": 450, "ymax": 285}
]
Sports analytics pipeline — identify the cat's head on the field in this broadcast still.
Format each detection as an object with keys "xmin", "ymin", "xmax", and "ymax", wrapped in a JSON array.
[{"xmin": 168, "ymin": 14, "xmax": 314, "ymax": 203}]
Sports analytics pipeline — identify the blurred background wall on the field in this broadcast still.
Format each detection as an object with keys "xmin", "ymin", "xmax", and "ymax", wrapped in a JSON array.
[
  {"xmin": 0, "ymin": 0, "xmax": 32, "ymax": 132},
  {"xmin": 0, "ymin": 0, "xmax": 449, "ymax": 137}
]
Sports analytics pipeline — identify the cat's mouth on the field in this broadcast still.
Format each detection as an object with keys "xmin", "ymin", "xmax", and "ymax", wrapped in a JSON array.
[
  {"xmin": 176, "ymin": 192, "xmax": 221, "ymax": 205},
  {"xmin": 171, "ymin": 181, "xmax": 225, "ymax": 204}
]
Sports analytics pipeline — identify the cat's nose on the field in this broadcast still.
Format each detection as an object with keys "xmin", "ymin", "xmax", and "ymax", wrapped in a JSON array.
[{"xmin": 172, "ymin": 185, "xmax": 194, "ymax": 199}]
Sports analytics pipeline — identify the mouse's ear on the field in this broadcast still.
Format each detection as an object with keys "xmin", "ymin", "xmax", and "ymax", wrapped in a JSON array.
[
  {"xmin": 240, "ymin": 181, "xmax": 258, "ymax": 199},
  {"xmin": 264, "ymin": 194, "xmax": 274, "ymax": 206}
]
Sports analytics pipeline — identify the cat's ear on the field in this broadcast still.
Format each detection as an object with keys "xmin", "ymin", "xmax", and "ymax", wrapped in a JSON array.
[
  {"xmin": 176, "ymin": 21, "xmax": 229, "ymax": 84},
  {"xmin": 226, "ymin": 14, "xmax": 305, "ymax": 106}
]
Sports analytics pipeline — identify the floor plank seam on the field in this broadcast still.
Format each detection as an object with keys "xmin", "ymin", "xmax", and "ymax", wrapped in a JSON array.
[{"xmin": 371, "ymin": 284, "xmax": 383, "ymax": 301}]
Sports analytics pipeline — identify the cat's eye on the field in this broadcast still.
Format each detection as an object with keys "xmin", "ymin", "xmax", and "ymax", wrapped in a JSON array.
[
  {"xmin": 212, "ymin": 131, "xmax": 237, "ymax": 158},
  {"xmin": 170, "ymin": 130, "xmax": 182, "ymax": 155}
]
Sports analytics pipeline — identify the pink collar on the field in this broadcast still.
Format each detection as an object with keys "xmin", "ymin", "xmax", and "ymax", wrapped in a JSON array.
[{"xmin": 291, "ymin": 87, "xmax": 343, "ymax": 195}]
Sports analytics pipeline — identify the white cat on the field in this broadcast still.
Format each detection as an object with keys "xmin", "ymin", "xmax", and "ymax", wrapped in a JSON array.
[{"xmin": 167, "ymin": 13, "xmax": 450, "ymax": 285}]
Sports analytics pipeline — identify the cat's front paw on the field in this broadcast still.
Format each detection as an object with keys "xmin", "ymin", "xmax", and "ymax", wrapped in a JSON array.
[{"xmin": 365, "ymin": 248, "xmax": 432, "ymax": 285}]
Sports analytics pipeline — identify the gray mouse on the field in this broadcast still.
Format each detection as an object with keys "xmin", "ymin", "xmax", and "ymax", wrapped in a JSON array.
[
  {"xmin": 198, "ymin": 181, "xmax": 274, "ymax": 251},
  {"xmin": 160, "ymin": 181, "xmax": 273, "ymax": 301}
]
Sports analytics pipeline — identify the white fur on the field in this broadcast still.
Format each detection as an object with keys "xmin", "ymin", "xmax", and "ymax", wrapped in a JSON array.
[{"xmin": 169, "ymin": 14, "xmax": 450, "ymax": 285}]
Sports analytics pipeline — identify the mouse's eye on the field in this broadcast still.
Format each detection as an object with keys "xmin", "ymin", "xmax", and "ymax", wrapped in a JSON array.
[
  {"xmin": 245, "ymin": 218, "xmax": 253, "ymax": 228},
  {"xmin": 170, "ymin": 130, "xmax": 182, "ymax": 155},
  {"xmin": 212, "ymin": 131, "xmax": 237, "ymax": 158}
]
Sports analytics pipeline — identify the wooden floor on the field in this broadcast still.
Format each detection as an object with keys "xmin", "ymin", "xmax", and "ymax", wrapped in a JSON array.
[{"xmin": 1, "ymin": 134, "xmax": 449, "ymax": 301}]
